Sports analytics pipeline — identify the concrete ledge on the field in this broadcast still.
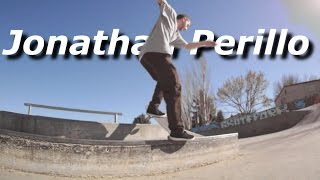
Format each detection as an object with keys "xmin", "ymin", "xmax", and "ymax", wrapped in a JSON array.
[
  {"xmin": 0, "ymin": 129, "xmax": 238, "ymax": 178},
  {"xmin": 0, "ymin": 111, "xmax": 168, "ymax": 141}
]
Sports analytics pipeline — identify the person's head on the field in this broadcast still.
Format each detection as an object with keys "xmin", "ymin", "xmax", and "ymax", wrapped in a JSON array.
[{"xmin": 177, "ymin": 14, "xmax": 191, "ymax": 31}]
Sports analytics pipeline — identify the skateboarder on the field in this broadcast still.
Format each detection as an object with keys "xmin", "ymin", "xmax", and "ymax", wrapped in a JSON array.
[{"xmin": 140, "ymin": 0, "xmax": 216, "ymax": 141}]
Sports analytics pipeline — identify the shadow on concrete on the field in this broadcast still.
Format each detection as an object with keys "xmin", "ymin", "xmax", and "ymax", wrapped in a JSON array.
[
  {"xmin": 105, "ymin": 124, "xmax": 140, "ymax": 140},
  {"xmin": 146, "ymin": 140, "xmax": 187, "ymax": 154}
]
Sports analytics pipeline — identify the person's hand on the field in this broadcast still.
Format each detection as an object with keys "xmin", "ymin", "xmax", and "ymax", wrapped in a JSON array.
[
  {"xmin": 203, "ymin": 41, "xmax": 217, "ymax": 47},
  {"xmin": 157, "ymin": 0, "xmax": 164, "ymax": 5}
]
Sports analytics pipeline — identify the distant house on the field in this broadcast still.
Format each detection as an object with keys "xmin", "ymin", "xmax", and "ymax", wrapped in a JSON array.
[{"xmin": 275, "ymin": 79, "xmax": 320, "ymax": 110}]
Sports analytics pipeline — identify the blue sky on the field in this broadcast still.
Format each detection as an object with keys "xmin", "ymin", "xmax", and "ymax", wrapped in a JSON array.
[{"xmin": 0, "ymin": 0, "xmax": 319, "ymax": 123}]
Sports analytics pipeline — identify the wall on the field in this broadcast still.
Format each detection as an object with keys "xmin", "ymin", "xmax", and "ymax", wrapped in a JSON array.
[
  {"xmin": 276, "ymin": 80, "xmax": 320, "ymax": 106},
  {"xmin": 197, "ymin": 110, "xmax": 310, "ymax": 138},
  {"xmin": 220, "ymin": 104, "xmax": 289, "ymax": 129},
  {"xmin": 287, "ymin": 94, "xmax": 320, "ymax": 110},
  {"xmin": 0, "ymin": 111, "xmax": 168, "ymax": 141}
]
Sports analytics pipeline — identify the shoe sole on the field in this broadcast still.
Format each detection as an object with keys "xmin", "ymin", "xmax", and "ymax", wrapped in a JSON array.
[
  {"xmin": 147, "ymin": 113, "xmax": 167, "ymax": 118},
  {"xmin": 168, "ymin": 136, "xmax": 195, "ymax": 141}
]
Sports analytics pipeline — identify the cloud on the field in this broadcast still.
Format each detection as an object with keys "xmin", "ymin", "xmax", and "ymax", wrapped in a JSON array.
[{"xmin": 282, "ymin": 0, "xmax": 320, "ymax": 39}]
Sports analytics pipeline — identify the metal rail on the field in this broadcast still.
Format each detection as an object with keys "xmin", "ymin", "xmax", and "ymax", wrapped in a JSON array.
[{"xmin": 24, "ymin": 103, "xmax": 122, "ymax": 123}]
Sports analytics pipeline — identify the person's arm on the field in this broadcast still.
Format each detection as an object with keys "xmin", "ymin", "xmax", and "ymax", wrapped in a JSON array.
[
  {"xmin": 157, "ymin": 0, "xmax": 173, "ymax": 14},
  {"xmin": 171, "ymin": 32, "xmax": 216, "ymax": 50},
  {"xmin": 157, "ymin": 0, "xmax": 167, "ymax": 6},
  {"xmin": 184, "ymin": 41, "xmax": 217, "ymax": 50}
]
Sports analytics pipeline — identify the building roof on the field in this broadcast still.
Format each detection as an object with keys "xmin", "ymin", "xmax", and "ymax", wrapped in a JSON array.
[{"xmin": 275, "ymin": 79, "xmax": 320, "ymax": 103}]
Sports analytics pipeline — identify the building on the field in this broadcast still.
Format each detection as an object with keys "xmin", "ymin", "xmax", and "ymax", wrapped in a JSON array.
[{"xmin": 275, "ymin": 79, "xmax": 320, "ymax": 110}]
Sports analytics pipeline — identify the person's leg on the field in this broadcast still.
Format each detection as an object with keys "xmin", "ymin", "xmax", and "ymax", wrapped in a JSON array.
[
  {"xmin": 140, "ymin": 53, "xmax": 165, "ymax": 116},
  {"xmin": 154, "ymin": 54, "xmax": 184, "ymax": 134},
  {"xmin": 149, "ymin": 83, "xmax": 163, "ymax": 109},
  {"xmin": 141, "ymin": 52, "xmax": 194, "ymax": 140},
  {"xmin": 153, "ymin": 53, "xmax": 194, "ymax": 140}
]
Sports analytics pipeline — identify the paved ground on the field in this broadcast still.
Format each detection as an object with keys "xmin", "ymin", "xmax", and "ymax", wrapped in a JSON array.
[{"xmin": 1, "ymin": 105, "xmax": 320, "ymax": 180}]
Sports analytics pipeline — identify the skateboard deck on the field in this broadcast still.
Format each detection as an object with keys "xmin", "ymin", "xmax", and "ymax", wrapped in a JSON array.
[
  {"xmin": 146, "ymin": 115, "xmax": 171, "ymax": 133},
  {"xmin": 146, "ymin": 115, "xmax": 202, "ymax": 138}
]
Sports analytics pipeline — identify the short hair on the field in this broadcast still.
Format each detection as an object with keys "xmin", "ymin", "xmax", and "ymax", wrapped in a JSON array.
[{"xmin": 177, "ymin": 14, "xmax": 190, "ymax": 21}]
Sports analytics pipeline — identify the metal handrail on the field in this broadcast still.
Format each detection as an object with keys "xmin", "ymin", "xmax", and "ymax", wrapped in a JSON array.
[{"xmin": 24, "ymin": 103, "xmax": 122, "ymax": 123}]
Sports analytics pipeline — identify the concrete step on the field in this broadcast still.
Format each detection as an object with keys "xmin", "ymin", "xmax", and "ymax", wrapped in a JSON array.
[{"xmin": 0, "ymin": 129, "xmax": 238, "ymax": 178}]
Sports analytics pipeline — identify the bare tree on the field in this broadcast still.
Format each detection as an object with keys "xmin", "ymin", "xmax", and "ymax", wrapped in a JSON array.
[
  {"xmin": 217, "ymin": 70, "xmax": 272, "ymax": 115},
  {"xmin": 274, "ymin": 74, "xmax": 300, "ymax": 98},
  {"xmin": 303, "ymin": 74, "xmax": 319, "ymax": 82},
  {"xmin": 181, "ymin": 58, "xmax": 216, "ymax": 129}
]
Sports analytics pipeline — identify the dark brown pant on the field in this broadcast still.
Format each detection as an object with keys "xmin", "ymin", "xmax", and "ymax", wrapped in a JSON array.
[{"xmin": 140, "ymin": 52, "xmax": 184, "ymax": 134}]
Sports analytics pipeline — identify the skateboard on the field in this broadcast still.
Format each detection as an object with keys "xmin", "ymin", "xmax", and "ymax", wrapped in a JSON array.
[
  {"xmin": 145, "ymin": 114, "xmax": 201, "ymax": 140},
  {"xmin": 146, "ymin": 114, "xmax": 171, "ymax": 133},
  {"xmin": 145, "ymin": 114, "xmax": 237, "ymax": 142}
]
